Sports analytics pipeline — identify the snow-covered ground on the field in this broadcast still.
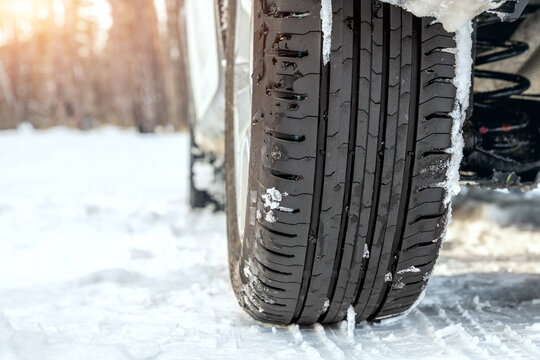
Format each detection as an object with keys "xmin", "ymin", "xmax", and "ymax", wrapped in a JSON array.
[{"xmin": 0, "ymin": 127, "xmax": 539, "ymax": 360}]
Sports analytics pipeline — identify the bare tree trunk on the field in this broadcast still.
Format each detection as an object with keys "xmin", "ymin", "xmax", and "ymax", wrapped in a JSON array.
[
  {"xmin": 0, "ymin": 59, "xmax": 16, "ymax": 130},
  {"xmin": 130, "ymin": 0, "xmax": 169, "ymax": 133},
  {"xmin": 166, "ymin": 0, "xmax": 188, "ymax": 130},
  {"xmin": 62, "ymin": 0, "xmax": 86, "ymax": 127},
  {"xmin": 107, "ymin": 1, "xmax": 133, "ymax": 127},
  {"xmin": 0, "ymin": 19, "xmax": 21, "ymax": 129},
  {"xmin": 0, "ymin": 61, "xmax": 15, "ymax": 107}
]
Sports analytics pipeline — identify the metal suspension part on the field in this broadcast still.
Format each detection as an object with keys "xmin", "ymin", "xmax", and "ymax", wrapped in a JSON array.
[
  {"xmin": 472, "ymin": 38, "xmax": 531, "ymax": 142},
  {"xmin": 474, "ymin": 40, "xmax": 530, "ymax": 102},
  {"xmin": 461, "ymin": 11, "xmax": 540, "ymax": 189}
]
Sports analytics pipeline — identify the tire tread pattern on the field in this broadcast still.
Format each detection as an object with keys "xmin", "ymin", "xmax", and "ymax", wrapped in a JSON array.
[{"xmin": 232, "ymin": 0, "xmax": 457, "ymax": 324}]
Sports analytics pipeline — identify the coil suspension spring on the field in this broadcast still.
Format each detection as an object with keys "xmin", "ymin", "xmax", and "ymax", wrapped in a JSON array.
[
  {"xmin": 460, "ymin": 8, "xmax": 540, "ymax": 186},
  {"xmin": 470, "ymin": 15, "xmax": 536, "ymax": 156},
  {"xmin": 474, "ymin": 38, "xmax": 531, "ymax": 130}
]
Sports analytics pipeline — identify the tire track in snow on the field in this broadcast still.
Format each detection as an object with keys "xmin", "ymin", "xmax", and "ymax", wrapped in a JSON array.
[
  {"xmin": 311, "ymin": 324, "xmax": 346, "ymax": 359},
  {"xmin": 286, "ymin": 324, "xmax": 323, "ymax": 359},
  {"xmin": 410, "ymin": 308, "xmax": 457, "ymax": 357},
  {"xmin": 325, "ymin": 324, "xmax": 371, "ymax": 360},
  {"xmin": 354, "ymin": 324, "xmax": 399, "ymax": 359},
  {"xmin": 452, "ymin": 301, "xmax": 518, "ymax": 359},
  {"xmin": 502, "ymin": 324, "xmax": 540, "ymax": 359},
  {"xmin": 432, "ymin": 302, "xmax": 493, "ymax": 360}
]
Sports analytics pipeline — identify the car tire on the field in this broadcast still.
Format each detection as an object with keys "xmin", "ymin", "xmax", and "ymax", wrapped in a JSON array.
[{"xmin": 226, "ymin": 0, "xmax": 458, "ymax": 324}]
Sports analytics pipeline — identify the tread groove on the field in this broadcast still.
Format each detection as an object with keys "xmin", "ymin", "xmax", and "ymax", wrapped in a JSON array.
[
  {"xmin": 258, "ymin": 222, "xmax": 298, "ymax": 239},
  {"xmin": 320, "ymin": 0, "xmax": 362, "ymax": 323},
  {"xmin": 353, "ymin": 3, "xmax": 391, "ymax": 316},
  {"xmin": 291, "ymin": 9, "xmax": 331, "ymax": 322}
]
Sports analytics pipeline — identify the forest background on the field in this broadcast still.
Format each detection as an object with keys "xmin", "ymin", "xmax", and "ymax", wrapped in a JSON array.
[{"xmin": 0, "ymin": 0, "xmax": 188, "ymax": 133}]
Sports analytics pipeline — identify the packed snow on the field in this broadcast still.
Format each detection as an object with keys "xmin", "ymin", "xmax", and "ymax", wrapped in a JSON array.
[
  {"xmin": 320, "ymin": 0, "xmax": 333, "ymax": 65},
  {"xmin": 0, "ymin": 127, "xmax": 539, "ymax": 360},
  {"xmin": 444, "ymin": 22, "xmax": 474, "ymax": 206},
  {"xmin": 261, "ymin": 187, "xmax": 293, "ymax": 223}
]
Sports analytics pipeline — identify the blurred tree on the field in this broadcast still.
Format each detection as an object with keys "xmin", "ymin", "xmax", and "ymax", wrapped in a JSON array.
[
  {"xmin": 165, "ymin": 0, "xmax": 187, "ymax": 131},
  {"xmin": 0, "ymin": 19, "xmax": 18, "ymax": 130},
  {"xmin": 0, "ymin": 0, "xmax": 187, "ymax": 132},
  {"xmin": 132, "ymin": 0, "xmax": 169, "ymax": 133},
  {"xmin": 107, "ymin": 0, "xmax": 169, "ymax": 133}
]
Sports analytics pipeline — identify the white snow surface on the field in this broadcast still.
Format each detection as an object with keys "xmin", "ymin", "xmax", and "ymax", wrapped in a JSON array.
[
  {"xmin": 192, "ymin": 160, "xmax": 216, "ymax": 192},
  {"xmin": 381, "ymin": 0, "xmax": 503, "ymax": 32},
  {"xmin": 0, "ymin": 127, "xmax": 539, "ymax": 360}
]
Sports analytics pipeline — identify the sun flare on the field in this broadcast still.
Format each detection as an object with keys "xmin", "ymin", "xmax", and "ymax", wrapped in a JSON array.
[{"xmin": 0, "ymin": 0, "xmax": 111, "ymax": 46}]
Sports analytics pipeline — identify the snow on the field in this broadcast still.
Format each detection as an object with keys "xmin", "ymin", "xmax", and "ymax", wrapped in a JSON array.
[
  {"xmin": 382, "ymin": 0, "xmax": 504, "ymax": 32},
  {"xmin": 397, "ymin": 266, "xmax": 421, "ymax": 275},
  {"xmin": 440, "ymin": 22, "xmax": 474, "ymax": 207},
  {"xmin": 322, "ymin": 299, "xmax": 330, "ymax": 313},
  {"xmin": 320, "ymin": 0, "xmax": 333, "ymax": 66},
  {"xmin": 262, "ymin": 187, "xmax": 283, "ymax": 209},
  {"xmin": 363, "ymin": 244, "xmax": 370, "ymax": 259},
  {"xmin": 0, "ymin": 127, "xmax": 539, "ymax": 359},
  {"xmin": 346, "ymin": 307, "xmax": 356, "ymax": 340},
  {"xmin": 265, "ymin": 210, "xmax": 277, "ymax": 223},
  {"xmin": 261, "ymin": 187, "xmax": 293, "ymax": 215},
  {"xmin": 191, "ymin": 149, "xmax": 225, "ymax": 205},
  {"xmin": 192, "ymin": 160, "xmax": 216, "ymax": 191}
]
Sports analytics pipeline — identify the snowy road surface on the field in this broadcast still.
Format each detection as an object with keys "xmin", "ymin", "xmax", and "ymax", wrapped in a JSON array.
[{"xmin": 0, "ymin": 127, "xmax": 539, "ymax": 360}]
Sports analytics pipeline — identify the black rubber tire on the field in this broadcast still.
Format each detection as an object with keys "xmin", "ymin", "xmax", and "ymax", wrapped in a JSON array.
[{"xmin": 226, "ymin": 0, "xmax": 457, "ymax": 324}]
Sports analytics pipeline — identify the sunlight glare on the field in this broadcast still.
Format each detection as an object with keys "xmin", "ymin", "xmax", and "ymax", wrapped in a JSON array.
[
  {"xmin": 53, "ymin": 0, "xmax": 66, "ymax": 27},
  {"xmin": 0, "ymin": 0, "xmax": 113, "ymax": 48}
]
